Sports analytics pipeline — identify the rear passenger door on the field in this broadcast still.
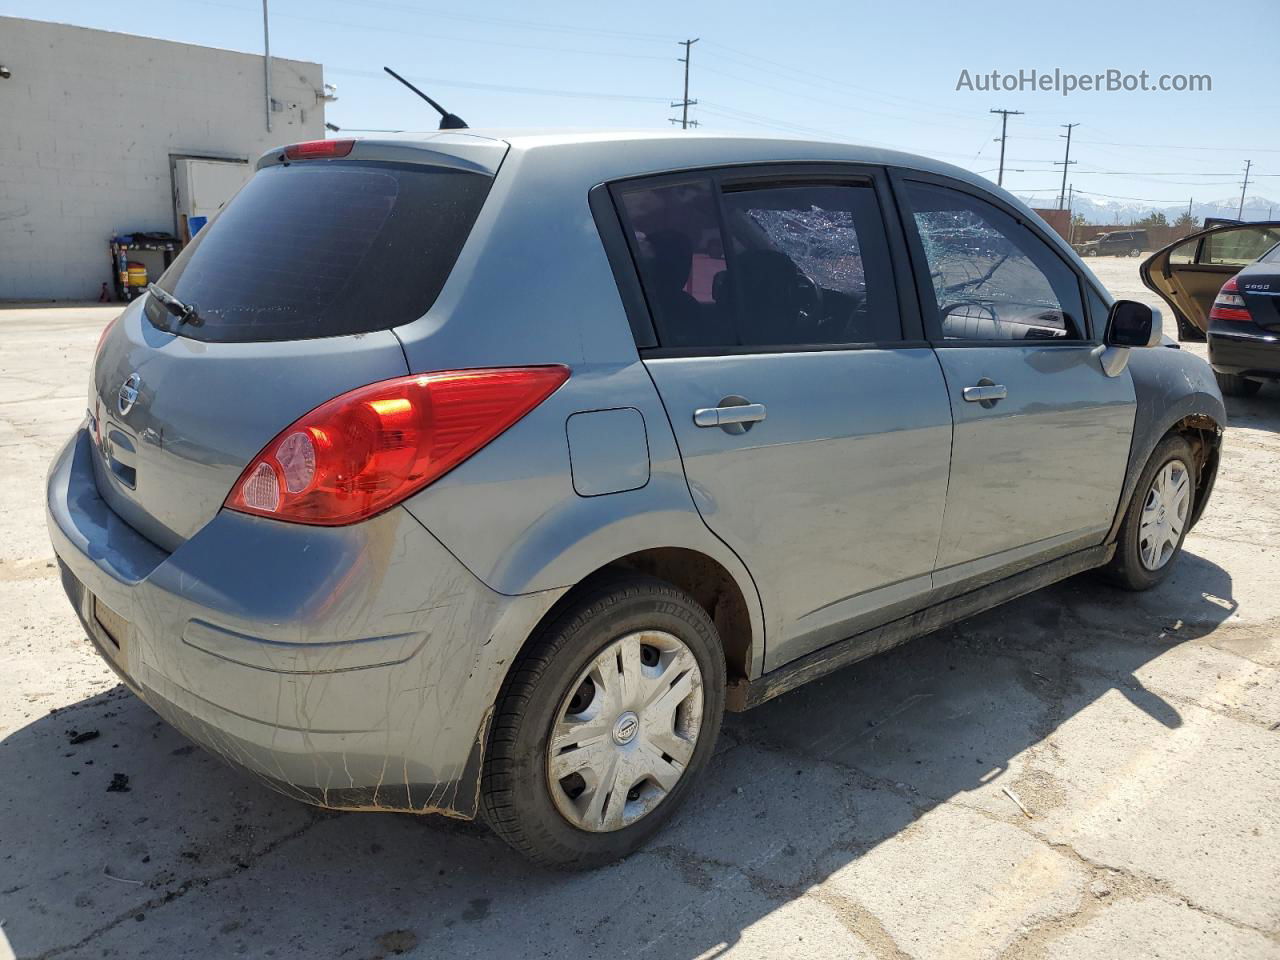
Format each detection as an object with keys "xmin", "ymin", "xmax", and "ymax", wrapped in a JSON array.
[
  {"xmin": 611, "ymin": 167, "xmax": 954, "ymax": 669},
  {"xmin": 895, "ymin": 175, "xmax": 1136, "ymax": 594},
  {"xmin": 1142, "ymin": 223, "xmax": 1280, "ymax": 333}
]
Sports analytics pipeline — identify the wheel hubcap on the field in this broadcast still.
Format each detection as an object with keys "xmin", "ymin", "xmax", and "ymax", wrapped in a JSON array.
[
  {"xmin": 612, "ymin": 711, "xmax": 640, "ymax": 745},
  {"xmin": 546, "ymin": 630, "xmax": 704, "ymax": 833},
  {"xmin": 1139, "ymin": 459, "xmax": 1190, "ymax": 571}
]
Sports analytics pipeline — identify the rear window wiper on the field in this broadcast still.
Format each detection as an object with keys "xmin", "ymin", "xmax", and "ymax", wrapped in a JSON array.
[{"xmin": 147, "ymin": 283, "xmax": 203, "ymax": 327}]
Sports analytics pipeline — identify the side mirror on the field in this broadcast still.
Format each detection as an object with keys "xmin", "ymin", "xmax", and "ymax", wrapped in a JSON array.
[{"xmin": 1106, "ymin": 300, "xmax": 1162, "ymax": 348}]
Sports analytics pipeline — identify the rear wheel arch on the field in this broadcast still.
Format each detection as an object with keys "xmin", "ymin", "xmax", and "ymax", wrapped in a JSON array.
[{"xmin": 504, "ymin": 548, "xmax": 757, "ymax": 691}]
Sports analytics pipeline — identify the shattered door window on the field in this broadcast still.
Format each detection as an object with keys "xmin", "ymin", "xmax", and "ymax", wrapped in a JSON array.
[
  {"xmin": 720, "ymin": 183, "xmax": 902, "ymax": 346},
  {"xmin": 906, "ymin": 182, "xmax": 1084, "ymax": 341}
]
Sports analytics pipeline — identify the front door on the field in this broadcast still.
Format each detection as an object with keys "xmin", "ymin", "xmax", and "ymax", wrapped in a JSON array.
[
  {"xmin": 896, "ymin": 177, "xmax": 1136, "ymax": 593},
  {"xmin": 613, "ymin": 169, "xmax": 953, "ymax": 668}
]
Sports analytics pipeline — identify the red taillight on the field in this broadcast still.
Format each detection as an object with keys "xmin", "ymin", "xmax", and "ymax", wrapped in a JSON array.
[
  {"xmin": 283, "ymin": 139, "xmax": 355, "ymax": 160},
  {"xmin": 1209, "ymin": 275, "xmax": 1253, "ymax": 324},
  {"xmin": 225, "ymin": 366, "xmax": 570, "ymax": 526}
]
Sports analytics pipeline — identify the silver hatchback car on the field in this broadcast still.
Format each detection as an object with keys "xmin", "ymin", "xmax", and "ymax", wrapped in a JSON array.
[{"xmin": 49, "ymin": 130, "xmax": 1225, "ymax": 868}]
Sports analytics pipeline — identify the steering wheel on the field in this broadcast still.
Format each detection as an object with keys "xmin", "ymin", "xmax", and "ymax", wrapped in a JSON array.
[
  {"xmin": 939, "ymin": 300, "xmax": 997, "ymax": 323},
  {"xmin": 794, "ymin": 270, "xmax": 823, "ymax": 330}
]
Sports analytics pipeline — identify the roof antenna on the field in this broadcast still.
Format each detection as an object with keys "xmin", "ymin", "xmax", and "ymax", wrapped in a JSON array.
[{"xmin": 382, "ymin": 66, "xmax": 468, "ymax": 130}]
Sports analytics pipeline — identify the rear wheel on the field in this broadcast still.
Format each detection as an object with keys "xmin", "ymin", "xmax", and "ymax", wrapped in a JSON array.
[
  {"xmin": 481, "ymin": 574, "xmax": 725, "ymax": 869},
  {"xmin": 1102, "ymin": 435, "xmax": 1196, "ymax": 591},
  {"xmin": 1215, "ymin": 371, "xmax": 1262, "ymax": 397},
  {"xmin": 1129, "ymin": 247, "xmax": 1143, "ymax": 257}
]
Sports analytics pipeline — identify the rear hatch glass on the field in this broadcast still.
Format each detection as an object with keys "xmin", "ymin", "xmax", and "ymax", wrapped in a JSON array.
[
  {"xmin": 144, "ymin": 160, "xmax": 491, "ymax": 341},
  {"xmin": 94, "ymin": 157, "xmax": 493, "ymax": 549}
]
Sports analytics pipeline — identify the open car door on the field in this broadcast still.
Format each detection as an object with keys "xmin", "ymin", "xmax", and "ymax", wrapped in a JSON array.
[{"xmin": 1142, "ymin": 221, "xmax": 1280, "ymax": 340}]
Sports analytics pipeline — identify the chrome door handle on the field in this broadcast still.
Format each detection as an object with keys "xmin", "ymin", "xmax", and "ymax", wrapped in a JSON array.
[
  {"xmin": 962, "ymin": 384, "xmax": 1008, "ymax": 403},
  {"xmin": 693, "ymin": 403, "xmax": 767, "ymax": 428}
]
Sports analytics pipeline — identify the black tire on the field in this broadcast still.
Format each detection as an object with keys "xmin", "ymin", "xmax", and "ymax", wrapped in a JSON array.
[
  {"xmin": 1130, "ymin": 247, "xmax": 1142, "ymax": 257},
  {"xmin": 481, "ymin": 573, "xmax": 725, "ymax": 869},
  {"xmin": 1101, "ymin": 435, "xmax": 1196, "ymax": 591},
  {"xmin": 1215, "ymin": 371, "xmax": 1262, "ymax": 397}
]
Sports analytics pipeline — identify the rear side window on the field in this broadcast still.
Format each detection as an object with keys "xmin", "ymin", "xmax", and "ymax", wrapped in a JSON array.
[
  {"xmin": 614, "ymin": 174, "xmax": 901, "ymax": 350},
  {"xmin": 145, "ymin": 161, "xmax": 491, "ymax": 342},
  {"xmin": 1201, "ymin": 226, "xmax": 1280, "ymax": 266}
]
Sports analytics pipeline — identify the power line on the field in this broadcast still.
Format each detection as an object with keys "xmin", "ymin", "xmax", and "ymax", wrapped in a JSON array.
[
  {"xmin": 326, "ymin": 66, "xmax": 668, "ymax": 104},
  {"xmin": 990, "ymin": 109, "xmax": 1024, "ymax": 187},
  {"xmin": 699, "ymin": 40, "xmax": 1003, "ymax": 125},
  {"xmin": 1239, "ymin": 160, "xmax": 1253, "ymax": 218},
  {"xmin": 191, "ymin": 0, "xmax": 672, "ymax": 62},
  {"xmin": 696, "ymin": 102, "xmax": 850, "ymax": 141},
  {"xmin": 311, "ymin": 0, "xmax": 674, "ymax": 43},
  {"xmin": 670, "ymin": 38, "xmax": 699, "ymax": 129}
]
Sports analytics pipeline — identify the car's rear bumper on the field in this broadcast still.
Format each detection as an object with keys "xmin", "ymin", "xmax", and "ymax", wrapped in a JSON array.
[
  {"xmin": 1208, "ymin": 328, "xmax": 1280, "ymax": 380},
  {"xmin": 47, "ymin": 426, "xmax": 563, "ymax": 816}
]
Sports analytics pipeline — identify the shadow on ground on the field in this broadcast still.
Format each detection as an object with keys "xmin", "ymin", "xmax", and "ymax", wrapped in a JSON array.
[{"xmin": 0, "ymin": 553, "xmax": 1237, "ymax": 959}]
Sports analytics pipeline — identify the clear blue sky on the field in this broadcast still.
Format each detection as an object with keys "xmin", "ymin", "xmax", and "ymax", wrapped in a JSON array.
[{"xmin": 8, "ymin": 0, "xmax": 1277, "ymax": 213}]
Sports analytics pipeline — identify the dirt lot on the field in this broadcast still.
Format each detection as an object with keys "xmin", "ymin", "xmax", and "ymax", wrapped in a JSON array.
[{"xmin": 2, "ymin": 261, "xmax": 1278, "ymax": 960}]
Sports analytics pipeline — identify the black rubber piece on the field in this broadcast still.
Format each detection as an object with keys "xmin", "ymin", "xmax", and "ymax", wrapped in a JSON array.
[
  {"xmin": 1101, "ymin": 434, "xmax": 1196, "ymax": 592},
  {"xmin": 1174, "ymin": 311, "xmax": 1205, "ymax": 343},
  {"xmin": 1214, "ymin": 371, "xmax": 1262, "ymax": 397},
  {"xmin": 480, "ymin": 572, "xmax": 725, "ymax": 869}
]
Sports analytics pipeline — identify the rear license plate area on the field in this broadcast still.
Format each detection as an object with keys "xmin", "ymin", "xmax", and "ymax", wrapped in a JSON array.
[{"xmin": 93, "ymin": 595, "xmax": 129, "ymax": 652}]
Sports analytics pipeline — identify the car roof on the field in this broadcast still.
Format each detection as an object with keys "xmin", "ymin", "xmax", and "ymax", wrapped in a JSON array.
[{"xmin": 340, "ymin": 127, "xmax": 1001, "ymax": 191}]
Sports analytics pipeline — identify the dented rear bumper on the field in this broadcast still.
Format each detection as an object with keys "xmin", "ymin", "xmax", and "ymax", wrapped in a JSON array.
[{"xmin": 47, "ymin": 426, "xmax": 562, "ymax": 817}]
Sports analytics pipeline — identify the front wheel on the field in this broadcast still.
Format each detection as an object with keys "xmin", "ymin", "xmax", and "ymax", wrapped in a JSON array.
[
  {"xmin": 481, "ymin": 574, "xmax": 725, "ymax": 868},
  {"xmin": 1130, "ymin": 247, "xmax": 1143, "ymax": 257},
  {"xmin": 1215, "ymin": 371, "xmax": 1262, "ymax": 397},
  {"xmin": 1101, "ymin": 435, "xmax": 1196, "ymax": 591}
]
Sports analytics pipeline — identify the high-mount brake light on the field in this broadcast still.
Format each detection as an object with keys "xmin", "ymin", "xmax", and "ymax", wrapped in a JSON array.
[
  {"xmin": 225, "ymin": 366, "xmax": 570, "ymax": 526},
  {"xmin": 1209, "ymin": 275, "xmax": 1253, "ymax": 324},
  {"xmin": 283, "ymin": 139, "xmax": 355, "ymax": 160}
]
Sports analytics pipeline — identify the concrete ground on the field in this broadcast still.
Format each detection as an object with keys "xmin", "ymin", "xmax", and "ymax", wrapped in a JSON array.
[{"xmin": 2, "ymin": 261, "xmax": 1278, "ymax": 960}]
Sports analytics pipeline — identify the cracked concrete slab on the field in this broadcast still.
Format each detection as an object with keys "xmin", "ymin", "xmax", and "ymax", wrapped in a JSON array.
[
  {"xmin": 814, "ymin": 804, "xmax": 1089, "ymax": 960},
  {"xmin": 1027, "ymin": 895, "xmax": 1278, "ymax": 960},
  {"xmin": 1018, "ymin": 689, "xmax": 1280, "ymax": 932},
  {"xmin": 3, "ymin": 260, "xmax": 1280, "ymax": 960}
]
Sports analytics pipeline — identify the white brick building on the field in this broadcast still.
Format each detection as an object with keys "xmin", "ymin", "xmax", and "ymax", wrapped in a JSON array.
[{"xmin": 0, "ymin": 17, "xmax": 326, "ymax": 300}]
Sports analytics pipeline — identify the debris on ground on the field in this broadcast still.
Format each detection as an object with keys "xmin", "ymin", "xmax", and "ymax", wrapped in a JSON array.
[
  {"xmin": 107, "ymin": 773, "xmax": 131, "ymax": 793},
  {"xmin": 1002, "ymin": 786, "xmax": 1033, "ymax": 819},
  {"xmin": 67, "ymin": 730, "xmax": 100, "ymax": 745},
  {"xmin": 102, "ymin": 869, "xmax": 143, "ymax": 886}
]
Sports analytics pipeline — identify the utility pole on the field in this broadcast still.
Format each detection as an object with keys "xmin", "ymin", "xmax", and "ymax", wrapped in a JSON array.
[
  {"xmin": 670, "ymin": 38, "xmax": 700, "ymax": 130},
  {"xmin": 1066, "ymin": 183, "xmax": 1075, "ymax": 244},
  {"xmin": 990, "ymin": 108, "xmax": 1024, "ymax": 187},
  {"xmin": 262, "ymin": 0, "xmax": 272, "ymax": 133},
  {"xmin": 1238, "ymin": 159, "xmax": 1252, "ymax": 220},
  {"xmin": 1055, "ymin": 122, "xmax": 1078, "ymax": 209}
]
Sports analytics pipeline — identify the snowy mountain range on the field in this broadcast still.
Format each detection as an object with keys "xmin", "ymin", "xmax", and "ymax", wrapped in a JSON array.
[{"xmin": 1017, "ymin": 194, "xmax": 1279, "ymax": 226}]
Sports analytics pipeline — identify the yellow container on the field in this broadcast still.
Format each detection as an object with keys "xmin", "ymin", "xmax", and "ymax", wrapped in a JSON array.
[{"xmin": 126, "ymin": 262, "xmax": 148, "ymax": 287}]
